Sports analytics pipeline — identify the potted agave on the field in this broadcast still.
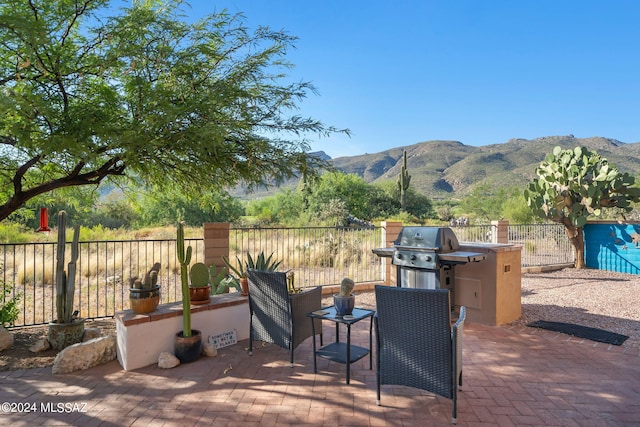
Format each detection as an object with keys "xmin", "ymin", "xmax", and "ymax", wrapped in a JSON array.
[
  {"xmin": 47, "ymin": 211, "xmax": 85, "ymax": 351},
  {"xmin": 223, "ymin": 251, "xmax": 282, "ymax": 296},
  {"xmin": 174, "ymin": 222, "xmax": 202, "ymax": 363},
  {"xmin": 129, "ymin": 262, "xmax": 161, "ymax": 314},
  {"xmin": 223, "ymin": 255, "xmax": 248, "ymax": 296}
]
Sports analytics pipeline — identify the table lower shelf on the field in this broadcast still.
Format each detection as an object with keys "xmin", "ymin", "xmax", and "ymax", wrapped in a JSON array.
[{"xmin": 315, "ymin": 342, "xmax": 369, "ymax": 364}]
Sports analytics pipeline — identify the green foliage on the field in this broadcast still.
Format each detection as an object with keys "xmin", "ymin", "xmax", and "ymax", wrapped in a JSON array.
[
  {"xmin": 245, "ymin": 189, "xmax": 303, "ymax": 225},
  {"xmin": 501, "ymin": 191, "xmax": 538, "ymax": 224},
  {"xmin": 134, "ymin": 186, "xmax": 244, "ymax": 227},
  {"xmin": 306, "ymin": 172, "xmax": 375, "ymax": 220},
  {"xmin": 0, "ymin": 282, "xmax": 20, "ymax": 327},
  {"xmin": 0, "ymin": 222, "xmax": 35, "ymax": 243},
  {"xmin": 459, "ymin": 184, "xmax": 505, "ymax": 222},
  {"xmin": 314, "ymin": 199, "xmax": 350, "ymax": 227},
  {"xmin": 524, "ymin": 146, "xmax": 640, "ymax": 227},
  {"xmin": 0, "ymin": 0, "xmax": 348, "ymax": 222}
]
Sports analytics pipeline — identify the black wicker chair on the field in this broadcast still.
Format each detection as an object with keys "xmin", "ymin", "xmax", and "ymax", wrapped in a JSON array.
[
  {"xmin": 247, "ymin": 269, "xmax": 323, "ymax": 366},
  {"xmin": 374, "ymin": 285, "xmax": 466, "ymax": 424}
]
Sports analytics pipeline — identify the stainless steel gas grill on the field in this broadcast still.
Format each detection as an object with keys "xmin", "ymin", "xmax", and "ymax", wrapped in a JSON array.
[{"xmin": 373, "ymin": 226, "xmax": 487, "ymax": 305}]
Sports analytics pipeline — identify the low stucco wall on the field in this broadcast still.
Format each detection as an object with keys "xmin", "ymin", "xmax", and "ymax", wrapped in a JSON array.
[{"xmin": 115, "ymin": 293, "xmax": 249, "ymax": 371}]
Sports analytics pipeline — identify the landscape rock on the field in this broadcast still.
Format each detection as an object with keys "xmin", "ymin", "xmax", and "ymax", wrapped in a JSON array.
[
  {"xmin": 52, "ymin": 335, "xmax": 116, "ymax": 374},
  {"xmin": 158, "ymin": 352, "xmax": 180, "ymax": 369},
  {"xmin": 202, "ymin": 342, "xmax": 218, "ymax": 357},
  {"xmin": 82, "ymin": 328, "xmax": 102, "ymax": 341},
  {"xmin": 29, "ymin": 338, "xmax": 50, "ymax": 353},
  {"xmin": 0, "ymin": 326, "xmax": 14, "ymax": 351}
]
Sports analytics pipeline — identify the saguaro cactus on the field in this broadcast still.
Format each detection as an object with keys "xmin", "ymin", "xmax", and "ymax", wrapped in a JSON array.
[
  {"xmin": 177, "ymin": 222, "xmax": 193, "ymax": 337},
  {"xmin": 397, "ymin": 150, "xmax": 411, "ymax": 211},
  {"xmin": 55, "ymin": 211, "xmax": 80, "ymax": 324}
]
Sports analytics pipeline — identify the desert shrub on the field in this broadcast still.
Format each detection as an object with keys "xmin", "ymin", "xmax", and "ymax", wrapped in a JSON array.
[{"xmin": 1, "ymin": 282, "xmax": 20, "ymax": 327}]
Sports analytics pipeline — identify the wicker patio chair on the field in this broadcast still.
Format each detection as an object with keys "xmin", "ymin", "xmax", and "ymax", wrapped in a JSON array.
[
  {"xmin": 247, "ymin": 269, "xmax": 323, "ymax": 366},
  {"xmin": 374, "ymin": 285, "xmax": 466, "ymax": 424}
]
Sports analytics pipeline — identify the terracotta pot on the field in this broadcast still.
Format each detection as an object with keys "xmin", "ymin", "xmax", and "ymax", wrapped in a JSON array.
[
  {"xmin": 174, "ymin": 329, "xmax": 202, "ymax": 363},
  {"xmin": 129, "ymin": 285, "xmax": 160, "ymax": 314},
  {"xmin": 240, "ymin": 277, "xmax": 249, "ymax": 296},
  {"xmin": 47, "ymin": 318, "xmax": 85, "ymax": 351},
  {"xmin": 189, "ymin": 285, "xmax": 211, "ymax": 305}
]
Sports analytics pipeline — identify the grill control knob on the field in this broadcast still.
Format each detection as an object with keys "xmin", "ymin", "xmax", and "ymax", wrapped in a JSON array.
[
  {"xmin": 410, "ymin": 254, "xmax": 417, "ymax": 261},
  {"xmin": 395, "ymin": 253, "xmax": 403, "ymax": 260},
  {"xmin": 425, "ymin": 255, "xmax": 432, "ymax": 262}
]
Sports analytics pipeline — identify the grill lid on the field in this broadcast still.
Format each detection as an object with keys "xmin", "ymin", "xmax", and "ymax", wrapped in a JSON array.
[{"xmin": 394, "ymin": 226, "xmax": 460, "ymax": 253}]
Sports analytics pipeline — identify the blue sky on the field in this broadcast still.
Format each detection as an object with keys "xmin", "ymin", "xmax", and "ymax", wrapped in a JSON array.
[{"xmin": 180, "ymin": 0, "xmax": 640, "ymax": 158}]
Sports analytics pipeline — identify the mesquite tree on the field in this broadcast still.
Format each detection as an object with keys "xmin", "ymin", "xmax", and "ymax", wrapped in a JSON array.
[
  {"xmin": 524, "ymin": 146, "xmax": 640, "ymax": 268},
  {"xmin": 0, "ymin": 0, "xmax": 348, "ymax": 222}
]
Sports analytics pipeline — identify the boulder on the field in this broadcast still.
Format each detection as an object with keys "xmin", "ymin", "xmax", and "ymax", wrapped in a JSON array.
[
  {"xmin": 52, "ymin": 335, "xmax": 116, "ymax": 374},
  {"xmin": 158, "ymin": 352, "xmax": 180, "ymax": 369},
  {"xmin": 202, "ymin": 342, "xmax": 218, "ymax": 357},
  {"xmin": 82, "ymin": 328, "xmax": 102, "ymax": 341},
  {"xmin": 29, "ymin": 338, "xmax": 50, "ymax": 353},
  {"xmin": 0, "ymin": 326, "xmax": 13, "ymax": 351}
]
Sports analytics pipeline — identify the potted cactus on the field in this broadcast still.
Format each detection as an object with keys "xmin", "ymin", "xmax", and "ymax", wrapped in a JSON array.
[
  {"xmin": 189, "ymin": 262, "xmax": 211, "ymax": 305},
  {"xmin": 174, "ymin": 222, "xmax": 202, "ymax": 363},
  {"xmin": 333, "ymin": 277, "xmax": 355, "ymax": 316},
  {"xmin": 129, "ymin": 262, "xmax": 161, "ymax": 314},
  {"xmin": 47, "ymin": 211, "xmax": 85, "ymax": 351}
]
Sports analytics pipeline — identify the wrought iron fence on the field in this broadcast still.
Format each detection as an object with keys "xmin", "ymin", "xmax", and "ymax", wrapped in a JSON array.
[
  {"xmin": 228, "ymin": 226, "xmax": 383, "ymax": 290},
  {"xmin": 1, "ymin": 239, "xmax": 203, "ymax": 328},
  {"xmin": 1, "ymin": 223, "xmax": 573, "ymax": 328},
  {"xmin": 507, "ymin": 224, "xmax": 574, "ymax": 267},
  {"xmin": 450, "ymin": 223, "xmax": 575, "ymax": 267}
]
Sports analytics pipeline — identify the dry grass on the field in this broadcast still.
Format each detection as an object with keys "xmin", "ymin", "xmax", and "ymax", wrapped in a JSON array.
[{"xmin": 2, "ymin": 225, "xmax": 382, "ymax": 327}]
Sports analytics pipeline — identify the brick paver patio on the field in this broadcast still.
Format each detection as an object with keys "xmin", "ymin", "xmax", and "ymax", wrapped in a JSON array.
[{"xmin": 1, "ymin": 320, "xmax": 639, "ymax": 426}]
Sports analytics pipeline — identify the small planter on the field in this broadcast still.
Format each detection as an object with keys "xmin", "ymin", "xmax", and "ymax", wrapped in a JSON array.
[
  {"xmin": 174, "ymin": 329, "xmax": 202, "ymax": 363},
  {"xmin": 333, "ymin": 294, "xmax": 355, "ymax": 316},
  {"xmin": 189, "ymin": 286, "xmax": 211, "ymax": 305},
  {"xmin": 48, "ymin": 318, "xmax": 85, "ymax": 351},
  {"xmin": 240, "ymin": 277, "xmax": 249, "ymax": 296},
  {"xmin": 129, "ymin": 285, "xmax": 161, "ymax": 314}
]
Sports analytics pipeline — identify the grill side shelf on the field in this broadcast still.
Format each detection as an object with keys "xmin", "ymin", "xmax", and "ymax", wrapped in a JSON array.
[{"xmin": 438, "ymin": 251, "xmax": 487, "ymax": 264}]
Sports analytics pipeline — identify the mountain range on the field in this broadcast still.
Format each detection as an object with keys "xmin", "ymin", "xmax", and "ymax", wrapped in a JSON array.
[{"xmin": 235, "ymin": 135, "xmax": 640, "ymax": 200}]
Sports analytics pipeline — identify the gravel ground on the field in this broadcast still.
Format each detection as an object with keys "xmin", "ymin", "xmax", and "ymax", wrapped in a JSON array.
[
  {"xmin": 3, "ymin": 267, "xmax": 639, "ymax": 371},
  {"xmin": 513, "ymin": 267, "xmax": 640, "ymax": 351},
  {"xmin": 345, "ymin": 266, "xmax": 640, "ymax": 352}
]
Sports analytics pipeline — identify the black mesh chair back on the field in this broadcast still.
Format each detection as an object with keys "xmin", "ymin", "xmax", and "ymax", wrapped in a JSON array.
[
  {"xmin": 247, "ymin": 269, "xmax": 322, "ymax": 366},
  {"xmin": 375, "ymin": 285, "xmax": 466, "ymax": 424}
]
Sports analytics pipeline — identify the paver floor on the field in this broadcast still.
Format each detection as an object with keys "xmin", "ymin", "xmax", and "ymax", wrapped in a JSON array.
[{"xmin": 1, "ymin": 321, "xmax": 639, "ymax": 426}]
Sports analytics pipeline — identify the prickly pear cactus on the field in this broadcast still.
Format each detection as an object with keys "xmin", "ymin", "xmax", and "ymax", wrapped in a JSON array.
[{"xmin": 190, "ymin": 262, "xmax": 210, "ymax": 288}]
